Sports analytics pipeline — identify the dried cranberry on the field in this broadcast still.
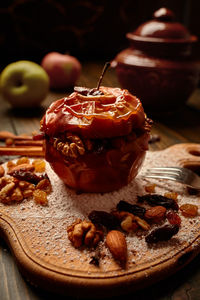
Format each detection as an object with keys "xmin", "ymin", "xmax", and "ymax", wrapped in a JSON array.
[
  {"xmin": 145, "ymin": 224, "xmax": 179, "ymax": 244},
  {"xmin": 117, "ymin": 200, "xmax": 146, "ymax": 218},
  {"xmin": 166, "ymin": 210, "xmax": 181, "ymax": 226},
  {"xmin": 138, "ymin": 194, "xmax": 179, "ymax": 210},
  {"xmin": 88, "ymin": 210, "xmax": 119, "ymax": 229}
]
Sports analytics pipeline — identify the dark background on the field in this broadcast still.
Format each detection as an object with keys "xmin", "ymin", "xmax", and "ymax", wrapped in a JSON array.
[{"xmin": 0, "ymin": 0, "xmax": 199, "ymax": 65}]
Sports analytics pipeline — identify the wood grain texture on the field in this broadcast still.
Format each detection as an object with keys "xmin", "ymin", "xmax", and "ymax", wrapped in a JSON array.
[{"xmin": 0, "ymin": 61, "xmax": 200, "ymax": 300}]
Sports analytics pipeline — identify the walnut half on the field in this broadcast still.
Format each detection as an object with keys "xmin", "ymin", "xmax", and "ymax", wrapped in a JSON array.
[{"xmin": 67, "ymin": 219, "xmax": 104, "ymax": 248}]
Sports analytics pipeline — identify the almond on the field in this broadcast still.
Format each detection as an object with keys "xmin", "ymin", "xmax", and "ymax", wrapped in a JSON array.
[
  {"xmin": 106, "ymin": 230, "xmax": 127, "ymax": 264},
  {"xmin": 145, "ymin": 206, "xmax": 166, "ymax": 223},
  {"xmin": 7, "ymin": 163, "xmax": 35, "ymax": 175}
]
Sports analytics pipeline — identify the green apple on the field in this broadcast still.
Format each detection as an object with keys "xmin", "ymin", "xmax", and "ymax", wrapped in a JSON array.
[{"xmin": 0, "ymin": 60, "xmax": 49, "ymax": 108}]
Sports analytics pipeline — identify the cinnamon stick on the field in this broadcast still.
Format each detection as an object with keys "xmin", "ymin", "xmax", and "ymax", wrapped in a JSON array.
[
  {"xmin": 0, "ymin": 146, "xmax": 44, "ymax": 157},
  {"xmin": 14, "ymin": 140, "xmax": 43, "ymax": 146},
  {"xmin": 0, "ymin": 131, "xmax": 32, "ymax": 141}
]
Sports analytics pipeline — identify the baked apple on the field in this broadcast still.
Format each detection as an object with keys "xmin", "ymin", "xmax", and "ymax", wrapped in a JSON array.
[{"xmin": 40, "ymin": 86, "xmax": 151, "ymax": 192}]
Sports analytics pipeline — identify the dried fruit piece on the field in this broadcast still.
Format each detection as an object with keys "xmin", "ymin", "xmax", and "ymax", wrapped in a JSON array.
[
  {"xmin": 0, "ymin": 165, "xmax": 5, "ymax": 177},
  {"xmin": 16, "ymin": 157, "xmax": 30, "ymax": 165},
  {"xmin": 106, "ymin": 230, "xmax": 127, "ymax": 264},
  {"xmin": 33, "ymin": 189, "xmax": 48, "ymax": 206},
  {"xmin": 67, "ymin": 219, "xmax": 103, "ymax": 248},
  {"xmin": 145, "ymin": 206, "xmax": 166, "ymax": 223},
  {"xmin": 117, "ymin": 200, "xmax": 146, "ymax": 218},
  {"xmin": 180, "ymin": 204, "xmax": 198, "ymax": 217},
  {"xmin": 166, "ymin": 210, "xmax": 181, "ymax": 226},
  {"xmin": 88, "ymin": 210, "xmax": 119, "ymax": 229},
  {"xmin": 164, "ymin": 192, "xmax": 178, "ymax": 201},
  {"xmin": 11, "ymin": 170, "xmax": 46, "ymax": 184},
  {"xmin": 145, "ymin": 224, "xmax": 179, "ymax": 244},
  {"xmin": 145, "ymin": 184, "xmax": 156, "ymax": 193},
  {"xmin": 36, "ymin": 179, "xmax": 52, "ymax": 194},
  {"xmin": 32, "ymin": 159, "xmax": 46, "ymax": 172},
  {"xmin": 138, "ymin": 194, "xmax": 179, "ymax": 210},
  {"xmin": 7, "ymin": 161, "xmax": 16, "ymax": 170}
]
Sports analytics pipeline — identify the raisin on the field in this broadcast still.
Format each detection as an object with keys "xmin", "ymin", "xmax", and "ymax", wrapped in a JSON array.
[
  {"xmin": 117, "ymin": 200, "xmax": 146, "ymax": 218},
  {"xmin": 180, "ymin": 204, "xmax": 198, "ymax": 217},
  {"xmin": 33, "ymin": 189, "xmax": 48, "ymax": 206},
  {"xmin": 88, "ymin": 210, "xmax": 119, "ymax": 229},
  {"xmin": 138, "ymin": 194, "xmax": 179, "ymax": 210},
  {"xmin": 166, "ymin": 210, "xmax": 181, "ymax": 226},
  {"xmin": 32, "ymin": 159, "xmax": 46, "ymax": 172},
  {"xmin": 145, "ymin": 224, "xmax": 179, "ymax": 244},
  {"xmin": 11, "ymin": 170, "xmax": 46, "ymax": 184}
]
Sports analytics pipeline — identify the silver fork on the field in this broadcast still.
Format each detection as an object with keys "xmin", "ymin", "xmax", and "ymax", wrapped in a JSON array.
[{"xmin": 143, "ymin": 167, "xmax": 200, "ymax": 190}]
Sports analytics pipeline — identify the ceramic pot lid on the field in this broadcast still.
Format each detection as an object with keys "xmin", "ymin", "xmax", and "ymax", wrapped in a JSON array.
[{"xmin": 127, "ymin": 7, "xmax": 197, "ymax": 43}]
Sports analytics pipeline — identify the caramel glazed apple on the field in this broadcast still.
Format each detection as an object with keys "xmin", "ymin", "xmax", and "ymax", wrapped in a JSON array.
[{"xmin": 40, "ymin": 86, "xmax": 152, "ymax": 193}]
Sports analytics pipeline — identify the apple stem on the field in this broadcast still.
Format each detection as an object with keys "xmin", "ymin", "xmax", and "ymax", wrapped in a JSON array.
[{"xmin": 96, "ymin": 62, "xmax": 110, "ymax": 90}]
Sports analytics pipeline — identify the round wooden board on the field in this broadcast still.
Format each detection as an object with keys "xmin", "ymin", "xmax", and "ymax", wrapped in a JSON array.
[{"xmin": 0, "ymin": 143, "xmax": 200, "ymax": 298}]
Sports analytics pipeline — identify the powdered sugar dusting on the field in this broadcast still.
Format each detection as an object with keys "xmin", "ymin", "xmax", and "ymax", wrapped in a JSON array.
[{"xmin": 0, "ymin": 146, "xmax": 200, "ymax": 278}]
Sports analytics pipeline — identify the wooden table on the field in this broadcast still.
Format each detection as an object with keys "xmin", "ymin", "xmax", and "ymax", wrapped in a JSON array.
[{"xmin": 0, "ymin": 62, "xmax": 200, "ymax": 300}]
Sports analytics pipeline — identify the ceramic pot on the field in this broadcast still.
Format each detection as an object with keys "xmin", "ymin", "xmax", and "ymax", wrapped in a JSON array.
[{"xmin": 113, "ymin": 8, "xmax": 200, "ymax": 115}]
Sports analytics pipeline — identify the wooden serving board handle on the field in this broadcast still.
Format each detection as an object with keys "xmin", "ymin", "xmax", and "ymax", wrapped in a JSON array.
[{"xmin": 0, "ymin": 143, "xmax": 200, "ymax": 298}]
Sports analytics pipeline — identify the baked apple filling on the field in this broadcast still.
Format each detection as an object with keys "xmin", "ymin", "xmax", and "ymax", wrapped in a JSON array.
[{"xmin": 41, "ymin": 86, "xmax": 151, "ymax": 192}]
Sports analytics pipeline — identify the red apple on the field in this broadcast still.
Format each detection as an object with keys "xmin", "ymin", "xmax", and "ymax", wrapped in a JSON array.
[{"xmin": 41, "ymin": 52, "xmax": 81, "ymax": 89}]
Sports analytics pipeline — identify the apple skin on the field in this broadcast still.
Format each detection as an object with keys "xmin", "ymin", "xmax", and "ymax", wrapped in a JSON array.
[
  {"xmin": 41, "ymin": 52, "xmax": 81, "ymax": 89},
  {"xmin": 0, "ymin": 60, "xmax": 49, "ymax": 108}
]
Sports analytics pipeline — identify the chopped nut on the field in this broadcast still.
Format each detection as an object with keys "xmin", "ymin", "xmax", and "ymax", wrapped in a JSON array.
[
  {"xmin": 23, "ymin": 189, "xmax": 34, "ymax": 198},
  {"xmin": 36, "ymin": 179, "xmax": 52, "ymax": 194},
  {"xmin": 145, "ymin": 206, "xmax": 166, "ymax": 223},
  {"xmin": 67, "ymin": 219, "xmax": 103, "ymax": 248},
  {"xmin": 18, "ymin": 181, "xmax": 30, "ymax": 190},
  {"xmin": 10, "ymin": 187, "xmax": 23, "ymax": 202},
  {"xmin": 16, "ymin": 157, "xmax": 30, "ymax": 165},
  {"xmin": 8, "ymin": 163, "xmax": 35, "ymax": 175},
  {"xmin": 121, "ymin": 215, "xmax": 138, "ymax": 232},
  {"xmin": 33, "ymin": 189, "xmax": 48, "ymax": 206},
  {"xmin": 135, "ymin": 216, "xmax": 150, "ymax": 230},
  {"xmin": 106, "ymin": 230, "xmax": 127, "ymax": 264},
  {"xmin": 0, "ymin": 165, "xmax": 5, "ymax": 178},
  {"xmin": 0, "ymin": 178, "xmax": 16, "ymax": 203},
  {"xmin": 145, "ymin": 184, "xmax": 156, "ymax": 193}
]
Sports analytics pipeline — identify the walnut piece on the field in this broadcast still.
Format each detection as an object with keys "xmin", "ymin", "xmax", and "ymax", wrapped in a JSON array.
[
  {"xmin": 67, "ymin": 219, "xmax": 103, "ymax": 248},
  {"xmin": 53, "ymin": 132, "xmax": 85, "ymax": 159}
]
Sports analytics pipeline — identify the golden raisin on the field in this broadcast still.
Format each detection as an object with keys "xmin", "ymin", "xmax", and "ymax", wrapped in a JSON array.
[
  {"xmin": 7, "ymin": 161, "xmax": 16, "ymax": 170},
  {"xmin": 180, "ymin": 204, "xmax": 198, "ymax": 217},
  {"xmin": 32, "ymin": 159, "xmax": 46, "ymax": 173},
  {"xmin": 145, "ymin": 184, "xmax": 156, "ymax": 193},
  {"xmin": 164, "ymin": 192, "xmax": 178, "ymax": 201},
  {"xmin": 16, "ymin": 157, "xmax": 30, "ymax": 165},
  {"xmin": 33, "ymin": 189, "xmax": 48, "ymax": 206},
  {"xmin": 36, "ymin": 179, "xmax": 52, "ymax": 194}
]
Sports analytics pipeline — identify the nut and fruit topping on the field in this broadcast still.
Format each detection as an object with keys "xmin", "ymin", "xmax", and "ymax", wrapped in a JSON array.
[
  {"xmin": 145, "ymin": 224, "xmax": 179, "ymax": 244},
  {"xmin": 67, "ymin": 219, "xmax": 103, "ymax": 248},
  {"xmin": 138, "ymin": 194, "xmax": 179, "ymax": 210},
  {"xmin": 180, "ymin": 204, "xmax": 198, "ymax": 217},
  {"xmin": 7, "ymin": 163, "xmax": 35, "ymax": 175},
  {"xmin": 106, "ymin": 230, "xmax": 127, "ymax": 264},
  {"xmin": 88, "ymin": 210, "xmax": 119, "ymax": 230},
  {"xmin": 11, "ymin": 170, "xmax": 48, "ymax": 184},
  {"xmin": 116, "ymin": 200, "xmax": 146, "ymax": 218},
  {"xmin": 16, "ymin": 157, "xmax": 30, "ymax": 165},
  {"xmin": 32, "ymin": 159, "xmax": 46, "ymax": 172},
  {"xmin": 33, "ymin": 189, "xmax": 48, "ymax": 206}
]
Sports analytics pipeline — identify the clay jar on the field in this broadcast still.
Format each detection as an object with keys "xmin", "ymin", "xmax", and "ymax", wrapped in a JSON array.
[{"xmin": 113, "ymin": 8, "xmax": 200, "ymax": 115}]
